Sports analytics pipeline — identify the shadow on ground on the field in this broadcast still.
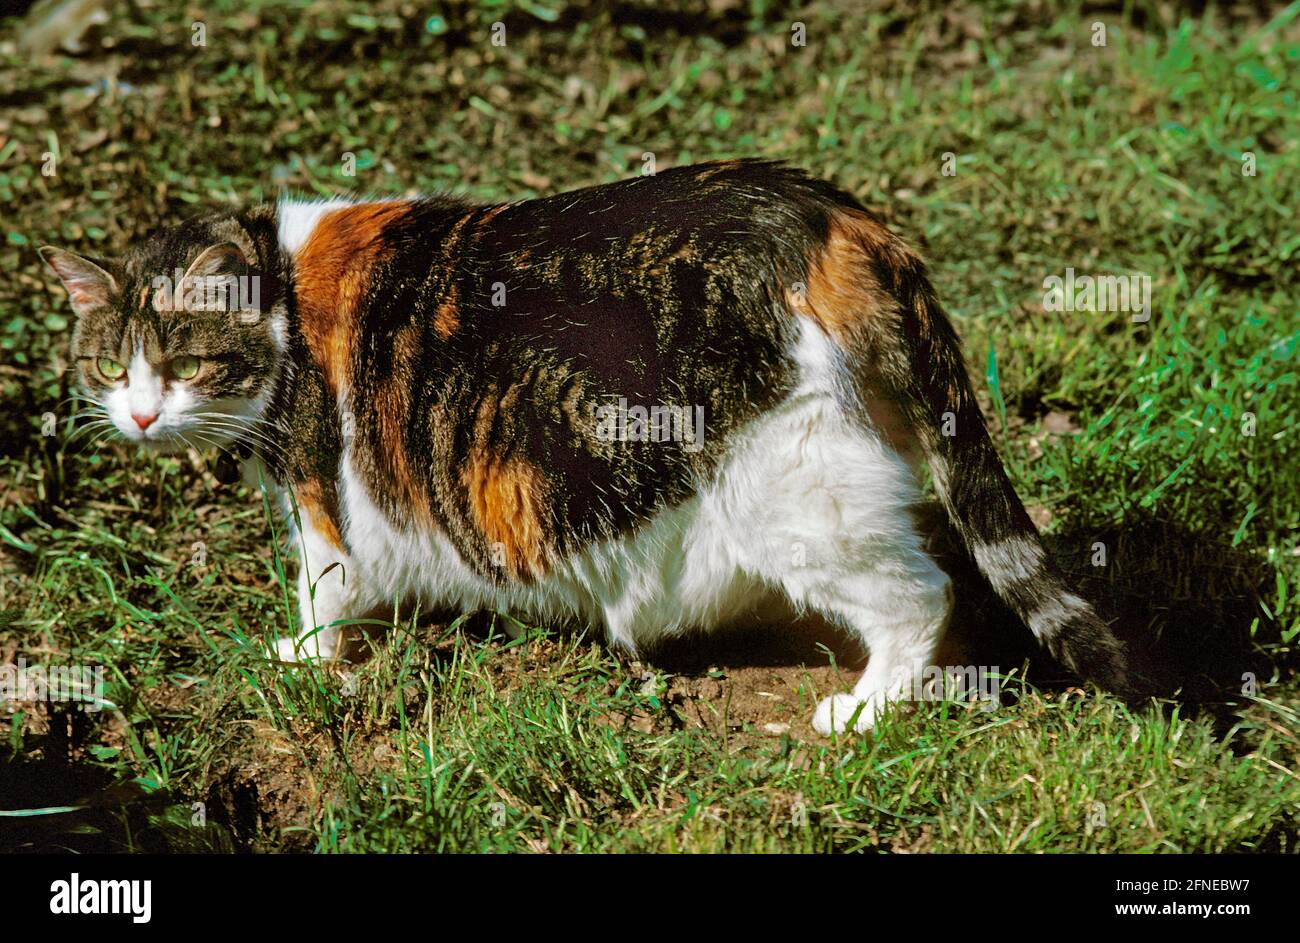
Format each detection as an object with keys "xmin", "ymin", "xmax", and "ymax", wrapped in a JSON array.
[{"xmin": 0, "ymin": 707, "xmax": 246, "ymax": 853}]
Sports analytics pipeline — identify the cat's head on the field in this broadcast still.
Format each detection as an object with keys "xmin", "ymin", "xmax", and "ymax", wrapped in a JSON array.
[{"xmin": 40, "ymin": 212, "xmax": 288, "ymax": 455}]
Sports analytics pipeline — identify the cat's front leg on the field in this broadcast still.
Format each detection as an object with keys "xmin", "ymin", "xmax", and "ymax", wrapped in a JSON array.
[{"xmin": 276, "ymin": 483, "xmax": 354, "ymax": 662}]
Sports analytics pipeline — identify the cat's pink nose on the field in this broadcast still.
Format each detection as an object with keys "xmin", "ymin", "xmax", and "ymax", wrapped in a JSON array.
[{"xmin": 132, "ymin": 413, "xmax": 158, "ymax": 431}]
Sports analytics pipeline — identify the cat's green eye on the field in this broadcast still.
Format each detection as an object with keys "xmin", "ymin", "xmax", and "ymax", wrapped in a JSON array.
[
  {"xmin": 97, "ymin": 358, "xmax": 125, "ymax": 381},
  {"xmin": 172, "ymin": 356, "xmax": 201, "ymax": 380}
]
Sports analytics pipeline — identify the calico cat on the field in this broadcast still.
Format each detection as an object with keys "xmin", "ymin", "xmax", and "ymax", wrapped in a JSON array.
[{"xmin": 41, "ymin": 159, "xmax": 1131, "ymax": 733}]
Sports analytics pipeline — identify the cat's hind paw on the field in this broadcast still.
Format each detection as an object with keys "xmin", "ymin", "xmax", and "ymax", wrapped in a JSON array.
[{"xmin": 812, "ymin": 693, "xmax": 881, "ymax": 735}]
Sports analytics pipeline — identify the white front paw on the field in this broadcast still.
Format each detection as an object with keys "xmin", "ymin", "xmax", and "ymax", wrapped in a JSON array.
[{"xmin": 273, "ymin": 630, "xmax": 336, "ymax": 663}]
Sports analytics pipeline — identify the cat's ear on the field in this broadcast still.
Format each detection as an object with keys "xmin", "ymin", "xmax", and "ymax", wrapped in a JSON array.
[
  {"xmin": 38, "ymin": 246, "xmax": 119, "ymax": 316},
  {"xmin": 183, "ymin": 242, "xmax": 250, "ymax": 281}
]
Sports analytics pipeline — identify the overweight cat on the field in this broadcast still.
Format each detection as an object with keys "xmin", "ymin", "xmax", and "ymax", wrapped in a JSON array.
[{"xmin": 41, "ymin": 160, "xmax": 1130, "ymax": 733}]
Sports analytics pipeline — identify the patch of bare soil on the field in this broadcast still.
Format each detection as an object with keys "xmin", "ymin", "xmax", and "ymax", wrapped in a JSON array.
[{"xmin": 647, "ymin": 617, "xmax": 863, "ymax": 739}]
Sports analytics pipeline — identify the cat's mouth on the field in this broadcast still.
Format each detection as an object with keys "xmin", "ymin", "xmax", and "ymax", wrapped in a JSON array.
[
  {"xmin": 110, "ymin": 422, "xmax": 190, "ymax": 454},
  {"xmin": 115, "ymin": 418, "xmax": 230, "ymax": 455},
  {"xmin": 134, "ymin": 430, "xmax": 192, "ymax": 454}
]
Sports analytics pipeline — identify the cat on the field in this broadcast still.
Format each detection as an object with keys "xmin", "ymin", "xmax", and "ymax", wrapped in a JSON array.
[{"xmin": 40, "ymin": 159, "xmax": 1131, "ymax": 734}]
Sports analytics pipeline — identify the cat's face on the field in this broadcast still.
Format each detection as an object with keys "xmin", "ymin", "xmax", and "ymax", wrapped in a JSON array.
[{"xmin": 41, "ymin": 215, "xmax": 286, "ymax": 455}]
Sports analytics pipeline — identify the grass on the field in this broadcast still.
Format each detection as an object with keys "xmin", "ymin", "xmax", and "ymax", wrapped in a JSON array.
[{"xmin": 1, "ymin": 0, "xmax": 1298, "ymax": 852}]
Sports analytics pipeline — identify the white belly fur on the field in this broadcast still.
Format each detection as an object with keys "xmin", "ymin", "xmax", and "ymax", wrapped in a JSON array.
[{"xmin": 337, "ymin": 407, "xmax": 789, "ymax": 653}]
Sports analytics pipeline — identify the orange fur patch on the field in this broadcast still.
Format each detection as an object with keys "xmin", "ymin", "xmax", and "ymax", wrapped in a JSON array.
[
  {"xmin": 374, "ymin": 323, "xmax": 435, "ymax": 526},
  {"xmin": 463, "ymin": 451, "xmax": 548, "ymax": 577},
  {"xmin": 791, "ymin": 210, "xmax": 925, "ymax": 463},
  {"xmin": 294, "ymin": 479, "xmax": 344, "ymax": 551},
  {"xmin": 293, "ymin": 201, "xmax": 412, "ymax": 393},
  {"xmin": 434, "ymin": 282, "xmax": 458, "ymax": 339},
  {"xmin": 787, "ymin": 208, "xmax": 898, "ymax": 342}
]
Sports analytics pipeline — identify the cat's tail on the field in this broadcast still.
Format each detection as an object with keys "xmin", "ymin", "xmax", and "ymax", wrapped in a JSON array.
[{"xmin": 818, "ymin": 209, "xmax": 1133, "ymax": 697}]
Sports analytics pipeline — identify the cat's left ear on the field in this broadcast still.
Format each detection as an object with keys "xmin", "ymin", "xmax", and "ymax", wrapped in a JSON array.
[
  {"xmin": 39, "ymin": 246, "xmax": 120, "ymax": 317},
  {"xmin": 183, "ymin": 241, "xmax": 251, "ymax": 281}
]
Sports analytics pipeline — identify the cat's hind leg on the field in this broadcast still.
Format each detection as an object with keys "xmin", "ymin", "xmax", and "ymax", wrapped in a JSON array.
[
  {"xmin": 803, "ymin": 550, "xmax": 951, "ymax": 735},
  {"xmin": 717, "ymin": 394, "xmax": 951, "ymax": 734}
]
